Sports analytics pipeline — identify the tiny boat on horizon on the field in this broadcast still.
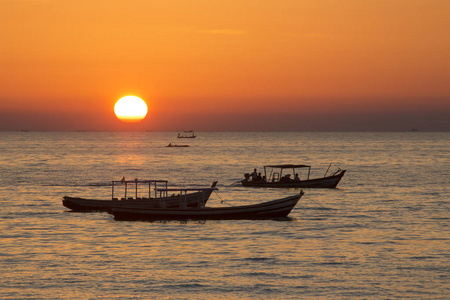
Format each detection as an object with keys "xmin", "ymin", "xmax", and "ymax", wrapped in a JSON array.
[
  {"xmin": 177, "ymin": 130, "xmax": 196, "ymax": 138},
  {"xmin": 166, "ymin": 143, "xmax": 190, "ymax": 147}
]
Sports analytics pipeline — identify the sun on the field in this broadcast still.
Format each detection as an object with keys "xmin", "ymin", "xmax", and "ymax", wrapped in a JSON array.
[{"xmin": 114, "ymin": 96, "xmax": 148, "ymax": 122}]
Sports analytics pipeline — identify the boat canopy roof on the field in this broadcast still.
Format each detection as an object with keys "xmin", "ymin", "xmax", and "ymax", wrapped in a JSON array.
[
  {"xmin": 155, "ymin": 187, "xmax": 218, "ymax": 192},
  {"xmin": 112, "ymin": 179, "xmax": 168, "ymax": 184},
  {"xmin": 265, "ymin": 164, "xmax": 311, "ymax": 169}
]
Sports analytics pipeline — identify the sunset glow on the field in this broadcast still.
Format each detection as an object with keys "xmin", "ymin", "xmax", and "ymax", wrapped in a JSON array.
[
  {"xmin": 114, "ymin": 96, "xmax": 148, "ymax": 122},
  {"xmin": 0, "ymin": 0, "xmax": 449, "ymax": 131}
]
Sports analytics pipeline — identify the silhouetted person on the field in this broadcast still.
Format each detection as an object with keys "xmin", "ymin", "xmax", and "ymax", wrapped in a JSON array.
[
  {"xmin": 256, "ymin": 172, "xmax": 263, "ymax": 181},
  {"xmin": 281, "ymin": 174, "xmax": 292, "ymax": 183}
]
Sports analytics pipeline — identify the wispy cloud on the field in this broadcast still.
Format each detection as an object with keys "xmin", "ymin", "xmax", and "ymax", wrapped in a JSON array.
[{"xmin": 200, "ymin": 29, "xmax": 246, "ymax": 35}]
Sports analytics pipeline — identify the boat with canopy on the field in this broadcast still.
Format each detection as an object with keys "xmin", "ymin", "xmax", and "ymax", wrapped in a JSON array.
[
  {"xmin": 62, "ymin": 179, "xmax": 218, "ymax": 211},
  {"xmin": 241, "ymin": 164, "xmax": 345, "ymax": 188},
  {"xmin": 177, "ymin": 131, "xmax": 196, "ymax": 138}
]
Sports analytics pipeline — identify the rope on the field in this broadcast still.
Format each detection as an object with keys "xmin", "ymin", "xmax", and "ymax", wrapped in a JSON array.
[
  {"xmin": 214, "ymin": 191, "xmax": 235, "ymax": 207},
  {"xmin": 310, "ymin": 198, "xmax": 329, "ymax": 210}
]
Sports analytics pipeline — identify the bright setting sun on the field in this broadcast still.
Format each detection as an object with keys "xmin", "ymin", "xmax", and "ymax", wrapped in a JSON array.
[{"xmin": 114, "ymin": 96, "xmax": 148, "ymax": 122}]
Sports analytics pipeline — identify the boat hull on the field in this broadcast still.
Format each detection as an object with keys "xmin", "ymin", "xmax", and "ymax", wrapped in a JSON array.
[
  {"xmin": 110, "ymin": 193, "xmax": 304, "ymax": 221},
  {"xmin": 241, "ymin": 170, "xmax": 345, "ymax": 188},
  {"xmin": 62, "ymin": 189, "xmax": 214, "ymax": 212}
]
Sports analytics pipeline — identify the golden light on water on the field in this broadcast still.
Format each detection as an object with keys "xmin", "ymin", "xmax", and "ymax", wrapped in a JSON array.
[{"xmin": 114, "ymin": 96, "xmax": 148, "ymax": 122}]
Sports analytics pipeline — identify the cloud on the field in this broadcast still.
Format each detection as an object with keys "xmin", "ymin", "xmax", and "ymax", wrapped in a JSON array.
[{"xmin": 200, "ymin": 29, "xmax": 246, "ymax": 35}]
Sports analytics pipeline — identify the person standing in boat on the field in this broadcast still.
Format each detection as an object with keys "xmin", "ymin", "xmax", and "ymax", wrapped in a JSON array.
[{"xmin": 250, "ymin": 169, "xmax": 258, "ymax": 181}]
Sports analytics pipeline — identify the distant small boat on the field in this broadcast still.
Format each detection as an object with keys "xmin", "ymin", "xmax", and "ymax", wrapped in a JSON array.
[
  {"xmin": 241, "ymin": 164, "xmax": 345, "ymax": 188},
  {"xmin": 178, "ymin": 131, "xmax": 196, "ymax": 138},
  {"xmin": 166, "ymin": 143, "xmax": 190, "ymax": 147},
  {"xmin": 62, "ymin": 179, "xmax": 218, "ymax": 211},
  {"xmin": 109, "ymin": 191, "xmax": 304, "ymax": 221}
]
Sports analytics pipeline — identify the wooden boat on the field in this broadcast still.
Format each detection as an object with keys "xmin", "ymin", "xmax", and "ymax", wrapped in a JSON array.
[
  {"xmin": 62, "ymin": 179, "xmax": 218, "ymax": 212},
  {"xmin": 109, "ymin": 191, "xmax": 304, "ymax": 221},
  {"xmin": 177, "ymin": 131, "xmax": 196, "ymax": 138},
  {"xmin": 241, "ymin": 164, "xmax": 345, "ymax": 188},
  {"xmin": 166, "ymin": 143, "xmax": 190, "ymax": 147}
]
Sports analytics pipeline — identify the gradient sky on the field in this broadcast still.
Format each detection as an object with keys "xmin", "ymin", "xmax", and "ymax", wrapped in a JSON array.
[{"xmin": 1, "ymin": 0, "xmax": 449, "ymax": 131}]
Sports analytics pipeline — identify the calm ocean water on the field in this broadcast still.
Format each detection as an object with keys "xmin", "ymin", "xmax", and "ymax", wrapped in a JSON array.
[{"xmin": 0, "ymin": 131, "xmax": 448, "ymax": 299}]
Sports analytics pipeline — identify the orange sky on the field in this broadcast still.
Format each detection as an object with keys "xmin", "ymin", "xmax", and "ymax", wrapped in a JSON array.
[{"xmin": 1, "ymin": 0, "xmax": 449, "ymax": 131}]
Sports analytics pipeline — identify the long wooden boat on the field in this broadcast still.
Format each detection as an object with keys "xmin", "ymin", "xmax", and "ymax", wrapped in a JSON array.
[
  {"xmin": 241, "ymin": 164, "xmax": 345, "ymax": 188},
  {"xmin": 109, "ymin": 191, "xmax": 304, "ymax": 221},
  {"xmin": 63, "ymin": 179, "xmax": 218, "ymax": 212}
]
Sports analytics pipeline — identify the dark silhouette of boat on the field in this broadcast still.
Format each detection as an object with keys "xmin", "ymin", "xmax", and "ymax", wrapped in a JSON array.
[
  {"xmin": 166, "ymin": 143, "xmax": 190, "ymax": 147},
  {"xmin": 63, "ymin": 179, "xmax": 218, "ymax": 211},
  {"xmin": 109, "ymin": 191, "xmax": 304, "ymax": 221},
  {"xmin": 241, "ymin": 164, "xmax": 345, "ymax": 188},
  {"xmin": 177, "ymin": 131, "xmax": 196, "ymax": 138}
]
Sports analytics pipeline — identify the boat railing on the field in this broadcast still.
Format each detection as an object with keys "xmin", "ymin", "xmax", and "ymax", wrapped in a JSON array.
[
  {"xmin": 155, "ymin": 187, "xmax": 218, "ymax": 208},
  {"xmin": 263, "ymin": 165, "xmax": 312, "ymax": 182},
  {"xmin": 111, "ymin": 179, "xmax": 169, "ymax": 200}
]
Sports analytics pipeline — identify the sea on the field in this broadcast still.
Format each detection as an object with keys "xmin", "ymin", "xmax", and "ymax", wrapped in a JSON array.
[{"xmin": 0, "ymin": 131, "xmax": 448, "ymax": 299}]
